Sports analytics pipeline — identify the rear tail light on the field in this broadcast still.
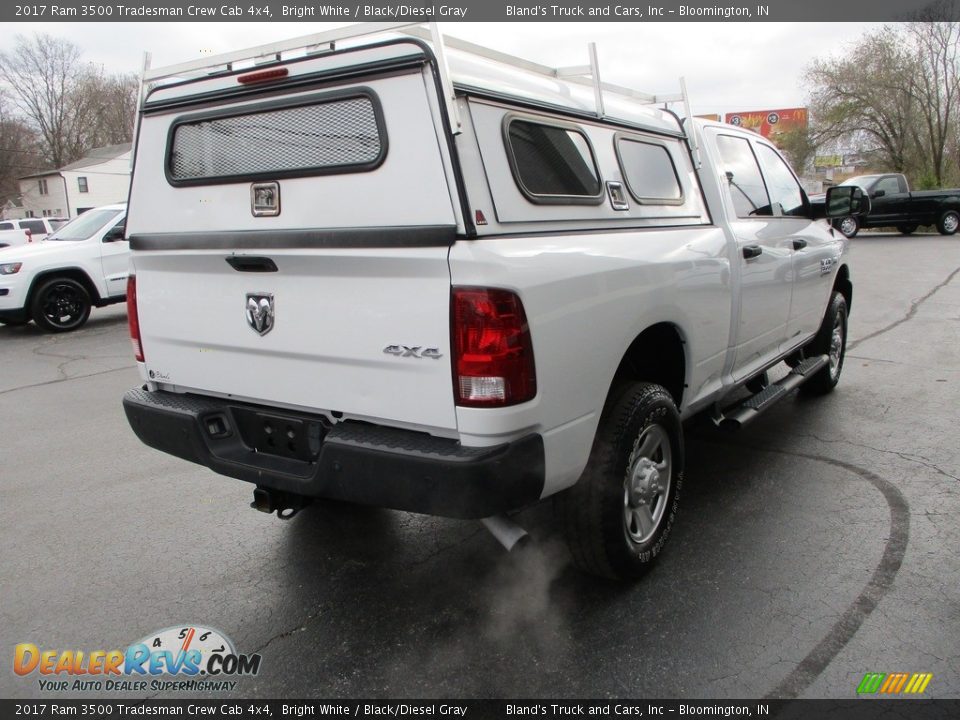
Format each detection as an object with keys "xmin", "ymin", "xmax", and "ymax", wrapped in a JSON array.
[
  {"xmin": 452, "ymin": 287, "xmax": 536, "ymax": 407},
  {"xmin": 126, "ymin": 275, "xmax": 144, "ymax": 362}
]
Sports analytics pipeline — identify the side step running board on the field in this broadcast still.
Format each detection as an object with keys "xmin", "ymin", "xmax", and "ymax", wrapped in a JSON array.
[{"xmin": 718, "ymin": 355, "xmax": 828, "ymax": 431}]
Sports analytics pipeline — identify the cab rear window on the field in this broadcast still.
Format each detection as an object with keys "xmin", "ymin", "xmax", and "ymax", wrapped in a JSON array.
[{"xmin": 166, "ymin": 90, "xmax": 386, "ymax": 185}]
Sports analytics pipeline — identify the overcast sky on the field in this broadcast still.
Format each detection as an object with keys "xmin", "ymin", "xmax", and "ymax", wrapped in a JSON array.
[{"xmin": 1, "ymin": 22, "xmax": 884, "ymax": 116}]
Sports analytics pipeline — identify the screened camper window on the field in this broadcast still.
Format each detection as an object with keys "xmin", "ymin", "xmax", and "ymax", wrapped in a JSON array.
[
  {"xmin": 504, "ymin": 117, "xmax": 603, "ymax": 204},
  {"xmin": 615, "ymin": 137, "xmax": 683, "ymax": 204},
  {"xmin": 167, "ymin": 90, "xmax": 386, "ymax": 185}
]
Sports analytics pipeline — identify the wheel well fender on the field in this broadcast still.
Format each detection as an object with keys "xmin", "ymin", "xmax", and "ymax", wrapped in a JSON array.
[
  {"xmin": 834, "ymin": 264, "xmax": 852, "ymax": 315},
  {"xmin": 28, "ymin": 268, "xmax": 102, "ymax": 307},
  {"xmin": 608, "ymin": 323, "xmax": 687, "ymax": 410}
]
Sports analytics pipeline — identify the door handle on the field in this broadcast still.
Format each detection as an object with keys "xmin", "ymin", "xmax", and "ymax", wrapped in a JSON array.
[
  {"xmin": 226, "ymin": 256, "xmax": 278, "ymax": 273},
  {"xmin": 792, "ymin": 238, "xmax": 808, "ymax": 250},
  {"xmin": 742, "ymin": 245, "xmax": 762, "ymax": 259}
]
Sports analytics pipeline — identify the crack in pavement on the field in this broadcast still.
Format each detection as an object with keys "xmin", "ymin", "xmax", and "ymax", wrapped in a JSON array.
[
  {"xmin": 847, "ymin": 265, "xmax": 960, "ymax": 351},
  {"xmin": 0, "ymin": 366, "xmax": 133, "ymax": 396},
  {"xmin": 697, "ymin": 436, "xmax": 909, "ymax": 699},
  {"xmin": 795, "ymin": 432, "xmax": 960, "ymax": 484},
  {"xmin": 30, "ymin": 337, "xmax": 85, "ymax": 380},
  {"xmin": 748, "ymin": 446, "xmax": 908, "ymax": 700},
  {"xmin": 847, "ymin": 352, "xmax": 960, "ymax": 374}
]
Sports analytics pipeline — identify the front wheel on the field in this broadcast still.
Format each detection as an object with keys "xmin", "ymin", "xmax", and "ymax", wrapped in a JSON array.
[
  {"xmin": 835, "ymin": 216, "xmax": 859, "ymax": 238},
  {"xmin": 799, "ymin": 291, "xmax": 848, "ymax": 396},
  {"xmin": 30, "ymin": 277, "xmax": 92, "ymax": 332},
  {"xmin": 556, "ymin": 382, "xmax": 683, "ymax": 580},
  {"xmin": 937, "ymin": 210, "xmax": 959, "ymax": 235}
]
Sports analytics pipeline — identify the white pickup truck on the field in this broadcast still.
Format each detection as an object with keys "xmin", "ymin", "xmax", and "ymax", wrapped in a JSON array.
[{"xmin": 122, "ymin": 24, "xmax": 863, "ymax": 579}]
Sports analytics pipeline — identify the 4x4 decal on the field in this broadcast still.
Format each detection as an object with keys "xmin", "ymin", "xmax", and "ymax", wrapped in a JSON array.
[{"xmin": 383, "ymin": 345, "xmax": 443, "ymax": 360}]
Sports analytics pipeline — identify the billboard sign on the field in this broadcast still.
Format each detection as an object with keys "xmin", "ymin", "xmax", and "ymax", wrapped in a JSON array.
[{"xmin": 725, "ymin": 108, "xmax": 808, "ymax": 140}]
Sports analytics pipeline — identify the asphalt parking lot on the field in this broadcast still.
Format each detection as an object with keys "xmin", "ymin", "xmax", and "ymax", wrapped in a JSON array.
[{"xmin": 1, "ymin": 232, "xmax": 958, "ymax": 700}]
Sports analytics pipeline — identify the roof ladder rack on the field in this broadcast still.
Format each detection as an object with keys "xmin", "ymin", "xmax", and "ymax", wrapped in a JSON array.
[
  {"xmin": 134, "ymin": 21, "xmax": 699, "ymax": 153},
  {"xmin": 554, "ymin": 42, "xmax": 605, "ymax": 119}
]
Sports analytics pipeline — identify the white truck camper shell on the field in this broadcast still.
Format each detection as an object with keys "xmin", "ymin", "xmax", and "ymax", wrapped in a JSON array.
[{"xmin": 138, "ymin": 22, "xmax": 693, "ymax": 147}]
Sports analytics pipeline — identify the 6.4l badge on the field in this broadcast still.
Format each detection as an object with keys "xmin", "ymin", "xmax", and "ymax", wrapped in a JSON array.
[{"xmin": 246, "ymin": 293, "xmax": 275, "ymax": 336}]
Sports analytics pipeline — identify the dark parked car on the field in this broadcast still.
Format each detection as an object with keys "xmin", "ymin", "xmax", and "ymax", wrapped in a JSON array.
[{"xmin": 811, "ymin": 173, "xmax": 960, "ymax": 238}]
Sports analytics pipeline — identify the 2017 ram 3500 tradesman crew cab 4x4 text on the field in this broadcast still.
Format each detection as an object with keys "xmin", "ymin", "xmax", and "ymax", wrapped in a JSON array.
[{"xmin": 122, "ymin": 23, "xmax": 861, "ymax": 579}]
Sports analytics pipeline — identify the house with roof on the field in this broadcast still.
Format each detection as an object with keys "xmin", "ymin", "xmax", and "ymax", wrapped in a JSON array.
[
  {"xmin": 18, "ymin": 143, "xmax": 131, "ymax": 219},
  {"xmin": 1, "ymin": 197, "xmax": 27, "ymax": 220}
]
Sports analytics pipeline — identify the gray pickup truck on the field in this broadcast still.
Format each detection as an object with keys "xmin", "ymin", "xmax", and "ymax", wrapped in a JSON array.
[{"xmin": 817, "ymin": 173, "xmax": 960, "ymax": 238}]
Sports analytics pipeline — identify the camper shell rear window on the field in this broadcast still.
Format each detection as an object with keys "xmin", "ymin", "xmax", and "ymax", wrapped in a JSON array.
[
  {"xmin": 166, "ymin": 88, "xmax": 387, "ymax": 186},
  {"xmin": 502, "ymin": 115, "xmax": 604, "ymax": 205}
]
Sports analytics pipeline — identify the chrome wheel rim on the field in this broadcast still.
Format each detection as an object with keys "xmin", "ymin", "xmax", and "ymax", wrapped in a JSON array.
[
  {"xmin": 623, "ymin": 424, "xmax": 672, "ymax": 545},
  {"xmin": 829, "ymin": 313, "xmax": 845, "ymax": 380},
  {"xmin": 839, "ymin": 217, "xmax": 857, "ymax": 237},
  {"xmin": 944, "ymin": 213, "xmax": 958, "ymax": 233}
]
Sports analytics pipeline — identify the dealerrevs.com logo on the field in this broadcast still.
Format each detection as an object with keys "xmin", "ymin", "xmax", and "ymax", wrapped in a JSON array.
[
  {"xmin": 14, "ymin": 625, "xmax": 262, "ymax": 693},
  {"xmin": 857, "ymin": 672, "xmax": 933, "ymax": 695}
]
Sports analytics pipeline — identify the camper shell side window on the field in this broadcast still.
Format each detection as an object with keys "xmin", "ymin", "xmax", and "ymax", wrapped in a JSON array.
[
  {"xmin": 501, "ymin": 114, "xmax": 604, "ymax": 206},
  {"xmin": 614, "ymin": 133, "xmax": 685, "ymax": 206}
]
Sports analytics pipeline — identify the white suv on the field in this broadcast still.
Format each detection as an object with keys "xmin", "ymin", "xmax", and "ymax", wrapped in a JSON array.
[
  {"xmin": 0, "ymin": 217, "xmax": 69, "ymax": 247},
  {"xmin": 0, "ymin": 204, "xmax": 128, "ymax": 332}
]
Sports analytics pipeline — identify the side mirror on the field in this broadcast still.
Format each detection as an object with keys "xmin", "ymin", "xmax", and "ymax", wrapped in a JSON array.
[
  {"xmin": 102, "ymin": 225, "xmax": 126, "ymax": 243},
  {"xmin": 825, "ymin": 186, "xmax": 871, "ymax": 219},
  {"xmin": 872, "ymin": 189, "xmax": 885, "ymax": 198}
]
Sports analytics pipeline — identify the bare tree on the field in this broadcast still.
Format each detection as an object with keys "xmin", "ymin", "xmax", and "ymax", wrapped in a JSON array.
[
  {"xmin": 806, "ymin": 28, "xmax": 921, "ymax": 175},
  {"xmin": 775, "ymin": 126, "xmax": 817, "ymax": 175},
  {"xmin": 0, "ymin": 34, "xmax": 97, "ymax": 168},
  {"xmin": 0, "ymin": 34, "xmax": 138, "ymax": 172},
  {"xmin": 805, "ymin": 13, "xmax": 960, "ymax": 187},
  {"xmin": 82, "ymin": 71, "xmax": 139, "ymax": 149},
  {"xmin": 0, "ymin": 92, "xmax": 45, "ymax": 204},
  {"xmin": 905, "ymin": 17, "xmax": 960, "ymax": 185}
]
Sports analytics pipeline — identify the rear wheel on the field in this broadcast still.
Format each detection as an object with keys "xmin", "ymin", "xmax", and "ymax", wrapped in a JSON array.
[
  {"xmin": 799, "ymin": 291, "xmax": 848, "ymax": 396},
  {"xmin": 835, "ymin": 216, "xmax": 859, "ymax": 238},
  {"xmin": 30, "ymin": 277, "xmax": 91, "ymax": 333},
  {"xmin": 896, "ymin": 224, "xmax": 918, "ymax": 235},
  {"xmin": 936, "ymin": 210, "xmax": 959, "ymax": 235},
  {"xmin": 556, "ymin": 382, "xmax": 683, "ymax": 580}
]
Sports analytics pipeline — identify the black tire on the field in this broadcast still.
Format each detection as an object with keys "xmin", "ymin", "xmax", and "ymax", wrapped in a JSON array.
[
  {"xmin": 798, "ymin": 291, "xmax": 848, "ymax": 396},
  {"xmin": 896, "ymin": 224, "xmax": 918, "ymax": 235},
  {"xmin": 936, "ymin": 210, "xmax": 959, "ymax": 236},
  {"xmin": 745, "ymin": 371, "xmax": 769, "ymax": 394},
  {"xmin": 30, "ymin": 277, "xmax": 91, "ymax": 332},
  {"xmin": 556, "ymin": 382, "xmax": 683, "ymax": 580},
  {"xmin": 834, "ymin": 216, "xmax": 859, "ymax": 238}
]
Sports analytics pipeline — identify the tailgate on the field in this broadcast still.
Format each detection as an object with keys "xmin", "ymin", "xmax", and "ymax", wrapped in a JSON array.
[{"xmin": 128, "ymin": 44, "xmax": 460, "ymax": 433}]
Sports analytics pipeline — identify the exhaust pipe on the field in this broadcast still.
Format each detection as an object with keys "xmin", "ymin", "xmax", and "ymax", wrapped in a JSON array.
[
  {"xmin": 251, "ymin": 487, "xmax": 309, "ymax": 519},
  {"xmin": 481, "ymin": 514, "xmax": 530, "ymax": 552}
]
